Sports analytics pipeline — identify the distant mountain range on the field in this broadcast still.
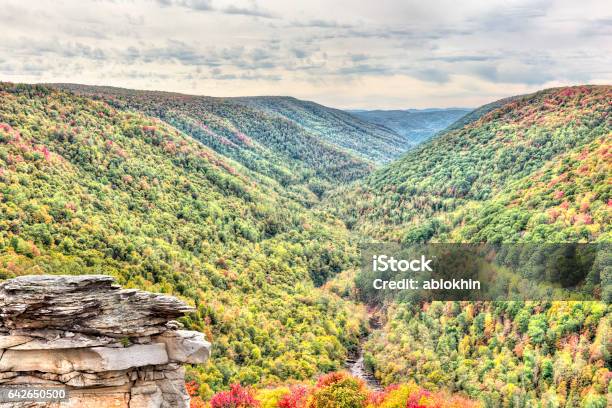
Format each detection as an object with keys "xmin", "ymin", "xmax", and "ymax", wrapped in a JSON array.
[
  {"xmin": 233, "ymin": 96, "xmax": 410, "ymax": 163},
  {"xmin": 348, "ymin": 107, "xmax": 472, "ymax": 144}
]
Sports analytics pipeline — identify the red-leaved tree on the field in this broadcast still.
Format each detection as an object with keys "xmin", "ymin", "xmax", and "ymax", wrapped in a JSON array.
[
  {"xmin": 278, "ymin": 385, "xmax": 309, "ymax": 408},
  {"xmin": 209, "ymin": 383, "xmax": 260, "ymax": 408}
]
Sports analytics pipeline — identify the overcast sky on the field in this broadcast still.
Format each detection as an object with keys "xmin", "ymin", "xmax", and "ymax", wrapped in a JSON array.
[{"xmin": 1, "ymin": 0, "xmax": 611, "ymax": 109}]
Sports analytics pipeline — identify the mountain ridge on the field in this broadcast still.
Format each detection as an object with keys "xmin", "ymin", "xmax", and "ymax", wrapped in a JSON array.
[
  {"xmin": 326, "ymin": 85, "xmax": 611, "ymax": 243},
  {"xmin": 232, "ymin": 95, "xmax": 409, "ymax": 162},
  {"xmin": 349, "ymin": 107, "xmax": 473, "ymax": 144}
]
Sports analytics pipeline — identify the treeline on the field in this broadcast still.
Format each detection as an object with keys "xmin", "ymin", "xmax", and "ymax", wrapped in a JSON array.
[{"xmin": 189, "ymin": 371, "xmax": 479, "ymax": 407}]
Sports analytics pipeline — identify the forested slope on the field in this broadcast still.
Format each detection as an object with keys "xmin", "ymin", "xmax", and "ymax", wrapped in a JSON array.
[
  {"xmin": 444, "ymin": 95, "xmax": 525, "ymax": 132},
  {"xmin": 50, "ymin": 84, "xmax": 409, "ymax": 201},
  {"xmin": 325, "ymin": 85, "xmax": 611, "ymax": 407},
  {"xmin": 2, "ymin": 81, "xmax": 610, "ymax": 406},
  {"xmin": 452, "ymin": 134, "xmax": 611, "ymax": 243},
  {"xmin": 0, "ymin": 83, "xmax": 367, "ymax": 397},
  {"xmin": 327, "ymin": 85, "xmax": 611, "ymax": 243}
]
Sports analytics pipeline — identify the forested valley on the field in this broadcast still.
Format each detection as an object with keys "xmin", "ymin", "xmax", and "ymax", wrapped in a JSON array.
[
  {"xmin": 326, "ymin": 85, "xmax": 611, "ymax": 407},
  {"xmin": 0, "ymin": 83, "xmax": 609, "ymax": 407}
]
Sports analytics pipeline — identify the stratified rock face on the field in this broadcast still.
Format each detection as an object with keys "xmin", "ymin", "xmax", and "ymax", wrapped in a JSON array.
[
  {"xmin": 0, "ymin": 275, "xmax": 211, "ymax": 408},
  {"xmin": 0, "ymin": 275, "xmax": 194, "ymax": 337}
]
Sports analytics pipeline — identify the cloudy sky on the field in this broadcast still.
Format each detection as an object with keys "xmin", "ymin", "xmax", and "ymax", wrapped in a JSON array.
[{"xmin": 1, "ymin": 0, "xmax": 611, "ymax": 108}]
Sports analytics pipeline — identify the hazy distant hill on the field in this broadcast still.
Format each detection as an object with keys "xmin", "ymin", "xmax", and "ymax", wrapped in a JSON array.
[
  {"xmin": 349, "ymin": 108, "xmax": 472, "ymax": 144},
  {"xmin": 234, "ymin": 96, "xmax": 409, "ymax": 163}
]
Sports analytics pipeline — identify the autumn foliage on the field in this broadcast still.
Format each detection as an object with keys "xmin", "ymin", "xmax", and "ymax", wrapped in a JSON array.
[
  {"xmin": 204, "ymin": 373, "xmax": 479, "ymax": 408},
  {"xmin": 187, "ymin": 381, "xmax": 207, "ymax": 408},
  {"xmin": 277, "ymin": 386, "xmax": 309, "ymax": 408},
  {"xmin": 209, "ymin": 384, "xmax": 260, "ymax": 408}
]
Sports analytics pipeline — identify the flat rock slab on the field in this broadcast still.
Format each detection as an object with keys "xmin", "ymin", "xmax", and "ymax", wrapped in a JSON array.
[
  {"xmin": 0, "ymin": 335, "xmax": 33, "ymax": 349},
  {"xmin": 0, "ymin": 344, "xmax": 168, "ymax": 374},
  {"xmin": 0, "ymin": 333, "xmax": 121, "ymax": 350},
  {"xmin": 0, "ymin": 275, "xmax": 194, "ymax": 337}
]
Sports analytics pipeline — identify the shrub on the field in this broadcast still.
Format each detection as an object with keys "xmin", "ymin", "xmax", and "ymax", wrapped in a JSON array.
[
  {"xmin": 210, "ymin": 383, "xmax": 260, "ymax": 408},
  {"xmin": 375, "ymin": 384, "xmax": 421, "ymax": 408},
  {"xmin": 278, "ymin": 385, "xmax": 310, "ymax": 408},
  {"xmin": 186, "ymin": 381, "xmax": 206, "ymax": 408},
  {"xmin": 307, "ymin": 372, "xmax": 367, "ymax": 408},
  {"xmin": 368, "ymin": 382, "xmax": 479, "ymax": 408},
  {"xmin": 257, "ymin": 387, "xmax": 290, "ymax": 408}
]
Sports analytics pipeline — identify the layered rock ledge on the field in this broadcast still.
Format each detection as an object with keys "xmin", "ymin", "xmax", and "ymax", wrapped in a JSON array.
[{"xmin": 0, "ymin": 275, "xmax": 211, "ymax": 408}]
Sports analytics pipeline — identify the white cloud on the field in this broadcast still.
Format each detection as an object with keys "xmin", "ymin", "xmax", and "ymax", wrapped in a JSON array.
[{"xmin": 0, "ymin": 0, "xmax": 610, "ymax": 108}]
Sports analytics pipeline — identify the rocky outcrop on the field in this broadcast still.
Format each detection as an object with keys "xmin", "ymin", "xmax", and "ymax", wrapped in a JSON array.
[{"xmin": 0, "ymin": 275, "xmax": 211, "ymax": 408}]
